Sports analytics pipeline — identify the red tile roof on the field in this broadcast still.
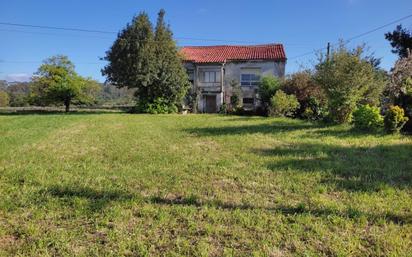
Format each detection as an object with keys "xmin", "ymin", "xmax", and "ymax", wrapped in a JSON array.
[{"xmin": 180, "ymin": 44, "xmax": 286, "ymax": 63}]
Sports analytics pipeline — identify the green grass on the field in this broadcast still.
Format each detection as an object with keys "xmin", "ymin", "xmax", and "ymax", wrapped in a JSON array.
[{"xmin": 0, "ymin": 113, "xmax": 411, "ymax": 256}]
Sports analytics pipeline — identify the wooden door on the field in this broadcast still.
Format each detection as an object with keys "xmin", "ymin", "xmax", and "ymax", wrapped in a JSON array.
[{"xmin": 205, "ymin": 95, "xmax": 217, "ymax": 113}]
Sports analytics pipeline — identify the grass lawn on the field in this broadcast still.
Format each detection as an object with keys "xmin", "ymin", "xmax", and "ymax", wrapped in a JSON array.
[{"xmin": 0, "ymin": 113, "xmax": 411, "ymax": 256}]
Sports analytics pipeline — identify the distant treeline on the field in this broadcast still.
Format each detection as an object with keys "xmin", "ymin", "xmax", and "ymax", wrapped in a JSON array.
[{"xmin": 0, "ymin": 80, "xmax": 136, "ymax": 107}]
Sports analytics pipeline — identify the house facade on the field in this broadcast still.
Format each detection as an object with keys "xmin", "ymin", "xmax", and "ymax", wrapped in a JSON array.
[{"xmin": 180, "ymin": 44, "xmax": 286, "ymax": 113}]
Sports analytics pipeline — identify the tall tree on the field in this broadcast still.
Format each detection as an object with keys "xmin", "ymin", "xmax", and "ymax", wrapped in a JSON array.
[
  {"xmin": 102, "ymin": 12, "xmax": 156, "ymax": 105},
  {"xmin": 102, "ymin": 10, "xmax": 190, "ymax": 113},
  {"xmin": 385, "ymin": 25, "xmax": 412, "ymax": 58},
  {"xmin": 152, "ymin": 9, "xmax": 190, "ymax": 109},
  {"xmin": 31, "ymin": 55, "xmax": 99, "ymax": 112}
]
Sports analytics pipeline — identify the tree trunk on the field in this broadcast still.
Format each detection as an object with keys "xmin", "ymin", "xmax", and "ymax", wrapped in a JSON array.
[{"xmin": 64, "ymin": 99, "xmax": 70, "ymax": 112}]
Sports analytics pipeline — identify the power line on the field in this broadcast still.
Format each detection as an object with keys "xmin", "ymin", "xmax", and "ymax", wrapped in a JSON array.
[
  {"xmin": 0, "ymin": 21, "xmax": 268, "ymax": 44},
  {"xmin": 0, "ymin": 60, "xmax": 105, "ymax": 65},
  {"xmin": 0, "ymin": 21, "xmax": 315, "ymax": 46},
  {"xmin": 0, "ymin": 22, "xmax": 116, "ymax": 34},
  {"xmin": 289, "ymin": 13, "xmax": 412, "ymax": 60}
]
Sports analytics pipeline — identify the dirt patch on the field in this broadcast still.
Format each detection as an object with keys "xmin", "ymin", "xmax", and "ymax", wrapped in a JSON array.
[{"xmin": 0, "ymin": 235, "xmax": 19, "ymax": 249}]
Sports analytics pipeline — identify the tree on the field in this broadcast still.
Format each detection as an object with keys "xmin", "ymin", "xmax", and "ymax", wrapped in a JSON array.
[
  {"xmin": 102, "ymin": 10, "xmax": 189, "ymax": 113},
  {"xmin": 0, "ymin": 90, "xmax": 9, "ymax": 107},
  {"xmin": 257, "ymin": 75, "xmax": 281, "ymax": 114},
  {"xmin": 385, "ymin": 25, "xmax": 412, "ymax": 58},
  {"xmin": 314, "ymin": 44, "xmax": 386, "ymax": 123},
  {"xmin": 102, "ymin": 12, "xmax": 156, "ymax": 106},
  {"xmin": 151, "ymin": 9, "xmax": 190, "ymax": 111},
  {"xmin": 385, "ymin": 53, "xmax": 412, "ymax": 132},
  {"xmin": 31, "ymin": 55, "xmax": 99, "ymax": 112}
]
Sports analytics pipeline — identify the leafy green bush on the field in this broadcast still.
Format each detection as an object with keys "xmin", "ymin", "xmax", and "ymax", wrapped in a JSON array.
[
  {"xmin": 384, "ymin": 105, "xmax": 409, "ymax": 133},
  {"xmin": 269, "ymin": 90, "xmax": 300, "ymax": 117},
  {"xmin": 352, "ymin": 105, "xmax": 383, "ymax": 131},
  {"xmin": 258, "ymin": 75, "xmax": 281, "ymax": 113},
  {"xmin": 137, "ymin": 98, "xmax": 178, "ymax": 114},
  {"xmin": 301, "ymin": 97, "xmax": 327, "ymax": 120}
]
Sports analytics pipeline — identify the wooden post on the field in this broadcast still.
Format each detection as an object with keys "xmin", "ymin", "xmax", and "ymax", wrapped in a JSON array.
[{"xmin": 326, "ymin": 42, "xmax": 331, "ymax": 61}]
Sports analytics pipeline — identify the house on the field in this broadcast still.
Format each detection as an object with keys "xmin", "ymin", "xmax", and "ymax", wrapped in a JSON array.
[{"xmin": 180, "ymin": 44, "xmax": 286, "ymax": 113}]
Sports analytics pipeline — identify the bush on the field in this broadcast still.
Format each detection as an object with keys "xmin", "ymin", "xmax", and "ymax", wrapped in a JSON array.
[
  {"xmin": 384, "ymin": 105, "xmax": 409, "ymax": 133},
  {"xmin": 269, "ymin": 90, "xmax": 300, "ymax": 117},
  {"xmin": 136, "ymin": 98, "xmax": 178, "ymax": 114},
  {"xmin": 301, "ymin": 97, "xmax": 327, "ymax": 120},
  {"xmin": 258, "ymin": 75, "xmax": 281, "ymax": 113},
  {"xmin": 281, "ymin": 71, "xmax": 327, "ymax": 119},
  {"xmin": 352, "ymin": 105, "xmax": 383, "ymax": 131}
]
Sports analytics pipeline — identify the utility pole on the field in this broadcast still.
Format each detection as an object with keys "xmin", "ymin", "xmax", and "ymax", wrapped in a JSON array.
[{"xmin": 326, "ymin": 42, "xmax": 331, "ymax": 61}]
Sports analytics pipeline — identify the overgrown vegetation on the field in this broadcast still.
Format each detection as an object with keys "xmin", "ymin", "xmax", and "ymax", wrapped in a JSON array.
[
  {"xmin": 314, "ymin": 43, "xmax": 386, "ymax": 123},
  {"xmin": 0, "ymin": 114, "xmax": 411, "ymax": 256}
]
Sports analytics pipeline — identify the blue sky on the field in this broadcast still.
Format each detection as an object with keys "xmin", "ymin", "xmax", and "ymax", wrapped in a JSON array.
[{"xmin": 1, "ymin": 0, "xmax": 411, "ymax": 82}]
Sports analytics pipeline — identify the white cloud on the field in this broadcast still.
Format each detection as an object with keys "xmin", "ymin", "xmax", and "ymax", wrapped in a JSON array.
[{"xmin": 5, "ymin": 73, "xmax": 32, "ymax": 82}]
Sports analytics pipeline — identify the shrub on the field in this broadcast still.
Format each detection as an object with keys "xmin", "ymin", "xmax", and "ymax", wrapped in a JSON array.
[
  {"xmin": 301, "ymin": 97, "xmax": 327, "ymax": 120},
  {"xmin": 352, "ymin": 105, "xmax": 383, "ymax": 131},
  {"xmin": 137, "ymin": 98, "xmax": 178, "ymax": 114},
  {"xmin": 384, "ymin": 105, "xmax": 409, "ymax": 133},
  {"xmin": 269, "ymin": 90, "xmax": 300, "ymax": 117},
  {"xmin": 258, "ymin": 75, "xmax": 281, "ymax": 113},
  {"xmin": 282, "ymin": 71, "xmax": 327, "ymax": 119}
]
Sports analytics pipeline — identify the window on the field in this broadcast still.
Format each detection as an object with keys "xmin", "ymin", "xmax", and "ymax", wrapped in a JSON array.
[
  {"xmin": 201, "ymin": 71, "xmax": 220, "ymax": 83},
  {"xmin": 243, "ymin": 98, "xmax": 254, "ymax": 104},
  {"xmin": 241, "ymin": 74, "xmax": 261, "ymax": 87}
]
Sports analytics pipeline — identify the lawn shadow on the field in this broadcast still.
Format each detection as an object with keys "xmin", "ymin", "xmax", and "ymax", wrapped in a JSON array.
[
  {"xmin": 307, "ymin": 126, "xmax": 388, "ymax": 139},
  {"xmin": 147, "ymin": 195, "xmax": 411, "ymax": 225},
  {"xmin": 253, "ymin": 143, "xmax": 412, "ymax": 191},
  {"xmin": 185, "ymin": 119, "xmax": 321, "ymax": 136},
  {"xmin": 0, "ymin": 110, "xmax": 126, "ymax": 116},
  {"xmin": 38, "ymin": 185, "xmax": 135, "ymax": 212}
]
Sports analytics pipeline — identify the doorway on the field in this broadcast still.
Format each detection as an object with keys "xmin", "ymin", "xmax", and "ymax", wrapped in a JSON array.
[{"xmin": 204, "ymin": 95, "xmax": 217, "ymax": 113}]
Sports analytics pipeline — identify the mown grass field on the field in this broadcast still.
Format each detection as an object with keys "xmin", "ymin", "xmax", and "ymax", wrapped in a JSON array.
[{"xmin": 0, "ymin": 113, "xmax": 411, "ymax": 256}]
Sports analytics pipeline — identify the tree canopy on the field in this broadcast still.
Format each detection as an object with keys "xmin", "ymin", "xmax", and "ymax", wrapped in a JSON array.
[{"xmin": 385, "ymin": 25, "xmax": 412, "ymax": 58}]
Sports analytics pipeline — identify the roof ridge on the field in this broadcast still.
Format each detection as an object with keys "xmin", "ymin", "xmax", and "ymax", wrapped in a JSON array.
[{"xmin": 181, "ymin": 43, "xmax": 283, "ymax": 48}]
